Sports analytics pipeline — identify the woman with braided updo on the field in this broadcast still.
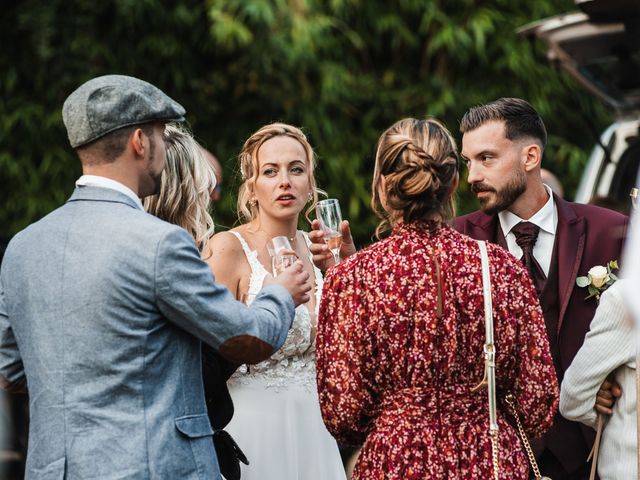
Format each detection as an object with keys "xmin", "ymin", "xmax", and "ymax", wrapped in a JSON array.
[{"xmin": 316, "ymin": 118, "xmax": 558, "ymax": 479}]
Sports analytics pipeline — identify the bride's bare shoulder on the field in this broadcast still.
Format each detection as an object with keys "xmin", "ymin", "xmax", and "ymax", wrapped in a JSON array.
[{"xmin": 204, "ymin": 228, "xmax": 248, "ymax": 262}]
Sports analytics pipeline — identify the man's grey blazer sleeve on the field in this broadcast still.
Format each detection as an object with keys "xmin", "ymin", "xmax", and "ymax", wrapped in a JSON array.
[
  {"xmin": 154, "ymin": 227, "xmax": 295, "ymax": 364},
  {"xmin": 0, "ymin": 276, "xmax": 26, "ymax": 393}
]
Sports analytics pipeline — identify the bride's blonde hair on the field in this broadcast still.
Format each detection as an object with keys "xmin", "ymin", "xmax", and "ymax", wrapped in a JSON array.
[
  {"xmin": 144, "ymin": 124, "xmax": 217, "ymax": 253},
  {"xmin": 236, "ymin": 123, "xmax": 323, "ymax": 223}
]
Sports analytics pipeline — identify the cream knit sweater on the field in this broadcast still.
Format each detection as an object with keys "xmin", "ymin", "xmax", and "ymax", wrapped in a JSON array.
[{"xmin": 560, "ymin": 280, "xmax": 636, "ymax": 480}]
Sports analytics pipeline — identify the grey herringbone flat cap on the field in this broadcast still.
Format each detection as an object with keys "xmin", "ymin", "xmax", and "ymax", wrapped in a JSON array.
[{"xmin": 62, "ymin": 74, "xmax": 186, "ymax": 148}]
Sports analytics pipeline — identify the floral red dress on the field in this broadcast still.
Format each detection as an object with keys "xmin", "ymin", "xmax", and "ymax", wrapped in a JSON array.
[{"xmin": 316, "ymin": 221, "xmax": 558, "ymax": 479}]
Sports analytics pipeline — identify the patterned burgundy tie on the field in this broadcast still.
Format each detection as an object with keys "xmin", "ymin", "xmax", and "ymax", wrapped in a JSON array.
[{"xmin": 511, "ymin": 222, "xmax": 547, "ymax": 294}]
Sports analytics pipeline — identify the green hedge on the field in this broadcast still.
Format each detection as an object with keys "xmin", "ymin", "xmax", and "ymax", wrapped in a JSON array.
[{"xmin": 0, "ymin": 0, "xmax": 611, "ymax": 246}]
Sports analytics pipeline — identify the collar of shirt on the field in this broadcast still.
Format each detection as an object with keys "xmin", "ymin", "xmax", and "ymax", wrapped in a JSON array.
[
  {"xmin": 497, "ymin": 184, "xmax": 558, "ymax": 277},
  {"xmin": 75, "ymin": 175, "xmax": 144, "ymax": 210},
  {"xmin": 498, "ymin": 184, "xmax": 557, "ymax": 237}
]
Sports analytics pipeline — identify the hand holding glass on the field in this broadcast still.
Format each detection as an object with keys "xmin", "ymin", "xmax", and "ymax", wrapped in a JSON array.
[
  {"xmin": 268, "ymin": 236, "xmax": 297, "ymax": 276},
  {"xmin": 315, "ymin": 199, "xmax": 343, "ymax": 264}
]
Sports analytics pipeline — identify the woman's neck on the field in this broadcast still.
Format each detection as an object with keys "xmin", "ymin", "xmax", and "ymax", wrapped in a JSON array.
[
  {"xmin": 249, "ymin": 215, "xmax": 299, "ymax": 242},
  {"xmin": 389, "ymin": 212, "xmax": 443, "ymax": 228}
]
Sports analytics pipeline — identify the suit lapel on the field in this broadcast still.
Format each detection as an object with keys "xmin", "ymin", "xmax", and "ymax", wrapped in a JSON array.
[{"xmin": 555, "ymin": 196, "xmax": 586, "ymax": 333}]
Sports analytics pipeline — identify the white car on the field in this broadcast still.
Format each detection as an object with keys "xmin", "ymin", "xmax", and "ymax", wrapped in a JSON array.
[{"xmin": 520, "ymin": 0, "xmax": 640, "ymax": 211}]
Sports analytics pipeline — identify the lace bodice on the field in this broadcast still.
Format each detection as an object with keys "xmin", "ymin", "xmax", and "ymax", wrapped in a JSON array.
[{"xmin": 228, "ymin": 231, "xmax": 323, "ymax": 391}]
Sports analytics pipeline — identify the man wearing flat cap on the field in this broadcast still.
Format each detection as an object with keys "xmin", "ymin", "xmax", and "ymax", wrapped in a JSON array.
[{"xmin": 0, "ymin": 74, "xmax": 310, "ymax": 479}]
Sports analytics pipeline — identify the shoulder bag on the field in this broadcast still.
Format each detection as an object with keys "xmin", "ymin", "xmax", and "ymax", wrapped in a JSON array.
[{"xmin": 474, "ymin": 240, "xmax": 551, "ymax": 480}]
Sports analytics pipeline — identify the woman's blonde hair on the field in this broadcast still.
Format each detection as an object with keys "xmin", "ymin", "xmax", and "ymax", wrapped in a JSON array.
[
  {"xmin": 236, "ymin": 123, "xmax": 322, "ymax": 223},
  {"xmin": 144, "ymin": 123, "xmax": 217, "ymax": 253},
  {"xmin": 371, "ymin": 118, "xmax": 458, "ymax": 237}
]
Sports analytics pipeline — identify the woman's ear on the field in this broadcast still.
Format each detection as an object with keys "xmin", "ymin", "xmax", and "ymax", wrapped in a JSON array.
[{"xmin": 247, "ymin": 181, "xmax": 257, "ymax": 204}]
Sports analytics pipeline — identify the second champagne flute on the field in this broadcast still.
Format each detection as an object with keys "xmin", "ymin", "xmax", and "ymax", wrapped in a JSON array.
[
  {"xmin": 315, "ymin": 198, "xmax": 343, "ymax": 264},
  {"xmin": 268, "ymin": 236, "xmax": 297, "ymax": 276},
  {"xmin": 240, "ymin": 292, "xmax": 256, "ymax": 305}
]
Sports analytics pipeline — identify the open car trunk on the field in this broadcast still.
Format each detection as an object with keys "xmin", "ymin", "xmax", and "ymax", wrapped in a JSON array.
[
  {"xmin": 519, "ymin": 0, "xmax": 640, "ymax": 114},
  {"xmin": 520, "ymin": 0, "xmax": 640, "ymax": 208}
]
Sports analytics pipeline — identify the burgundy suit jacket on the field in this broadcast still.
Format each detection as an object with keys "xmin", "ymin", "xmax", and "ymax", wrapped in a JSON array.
[{"xmin": 454, "ymin": 195, "xmax": 628, "ymax": 474}]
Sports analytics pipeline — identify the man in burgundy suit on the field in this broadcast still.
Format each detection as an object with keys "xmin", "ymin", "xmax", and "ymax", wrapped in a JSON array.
[{"xmin": 454, "ymin": 98, "xmax": 628, "ymax": 479}]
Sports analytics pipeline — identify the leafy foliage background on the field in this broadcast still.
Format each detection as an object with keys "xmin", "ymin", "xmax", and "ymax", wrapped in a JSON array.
[{"xmin": 0, "ymin": 0, "xmax": 612, "ymax": 246}]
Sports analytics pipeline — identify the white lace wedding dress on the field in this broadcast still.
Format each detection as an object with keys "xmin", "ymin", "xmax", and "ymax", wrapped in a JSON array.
[{"xmin": 225, "ymin": 231, "xmax": 346, "ymax": 480}]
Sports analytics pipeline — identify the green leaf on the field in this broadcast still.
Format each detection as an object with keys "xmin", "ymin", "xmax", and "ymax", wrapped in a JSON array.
[
  {"xmin": 0, "ymin": 0, "xmax": 612, "ymax": 246},
  {"xmin": 576, "ymin": 276, "xmax": 590, "ymax": 288}
]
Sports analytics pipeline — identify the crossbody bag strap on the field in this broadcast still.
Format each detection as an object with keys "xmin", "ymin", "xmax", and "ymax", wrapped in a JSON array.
[
  {"xmin": 476, "ymin": 240, "xmax": 500, "ymax": 480},
  {"xmin": 476, "ymin": 241, "xmax": 550, "ymax": 480}
]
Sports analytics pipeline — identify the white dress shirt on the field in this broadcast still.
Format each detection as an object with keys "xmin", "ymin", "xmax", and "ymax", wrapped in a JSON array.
[
  {"xmin": 76, "ymin": 175, "xmax": 144, "ymax": 210},
  {"xmin": 498, "ymin": 185, "xmax": 557, "ymax": 276}
]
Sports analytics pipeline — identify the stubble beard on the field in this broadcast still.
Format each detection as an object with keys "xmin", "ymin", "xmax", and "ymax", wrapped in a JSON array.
[{"xmin": 473, "ymin": 169, "xmax": 527, "ymax": 216}]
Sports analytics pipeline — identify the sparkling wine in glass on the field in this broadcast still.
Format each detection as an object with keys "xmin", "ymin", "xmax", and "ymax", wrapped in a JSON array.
[
  {"xmin": 268, "ymin": 236, "xmax": 297, "ymax": 276},
  {"xmin": 316, "ymin": 198, "xmax": 343, "ymax": 264}
]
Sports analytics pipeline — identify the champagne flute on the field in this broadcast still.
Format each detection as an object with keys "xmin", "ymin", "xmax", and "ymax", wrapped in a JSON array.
[
  {"xmin": 268, "ymin": 236, "xmax": 297, "ymax": 276},
  {"xmin": 240, "ymin": 292, "xmax": 257, "ymax": 373},
  {"xmin": 240, "ymin": 292, "xmax": 257, "ymax": 305},
  {"xmin": 316, "ymin": 198, "xmax": 343, "ymax": 264},
  {"xmin": 631, "ymin": 187, "xmax": 638, "ymax": 211}
]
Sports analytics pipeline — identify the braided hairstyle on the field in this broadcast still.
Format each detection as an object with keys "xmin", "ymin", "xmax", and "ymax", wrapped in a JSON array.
[
  {"xmin": 372, "ymin": 118, "xmax": 458, "ymax": 237},
  {"xmin": 237, "ymin": 122, "xmax": 322, "ymax": 223}
]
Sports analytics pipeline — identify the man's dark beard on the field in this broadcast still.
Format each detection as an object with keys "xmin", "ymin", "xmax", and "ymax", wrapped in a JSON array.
[
  {"xmin": 471, "ymin": 170, "xmax": 526, "ymax": 216},
  {"xmin": 150, "ymin": 172, "xmax": 162, "ymax": 195}
]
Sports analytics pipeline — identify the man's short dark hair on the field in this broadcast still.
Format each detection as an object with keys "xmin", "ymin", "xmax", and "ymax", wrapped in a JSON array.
[
  {"xmin": 460, "ymin": 97, "xmax": 547, "ymax": 149},
  {"xmin": 76, "ymin": 123, "xmax": 155, "ymax": 164}
]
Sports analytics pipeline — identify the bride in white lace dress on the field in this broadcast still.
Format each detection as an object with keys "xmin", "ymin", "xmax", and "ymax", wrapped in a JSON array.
[{"xmin": 205, "ymin": 123, "xmax": 346, "ymax": 480}]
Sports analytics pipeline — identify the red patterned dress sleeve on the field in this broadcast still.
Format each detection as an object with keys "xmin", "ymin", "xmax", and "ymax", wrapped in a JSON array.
[{"xmin": 316, "ymin": 259, "xmax": 375, "ymax": 446}]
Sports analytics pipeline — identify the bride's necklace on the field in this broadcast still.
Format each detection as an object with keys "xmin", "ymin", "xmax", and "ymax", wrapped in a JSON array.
[
  {"xmin": 281, "ymin": 232, "xmax": 297, "ymax": 242},
  {"xmin": 256, "ymin": 226, "xmax": 297, "ymax": 243}
]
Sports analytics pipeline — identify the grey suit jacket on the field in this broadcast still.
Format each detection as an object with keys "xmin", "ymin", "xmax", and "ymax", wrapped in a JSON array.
[{"xmin": 0, "ymin": 186, "xmax": 294, "ymax": 479}]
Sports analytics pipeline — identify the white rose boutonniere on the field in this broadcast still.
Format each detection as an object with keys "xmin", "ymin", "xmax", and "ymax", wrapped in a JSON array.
[{"xmin": 576, "ymin": 260, "xmax": 619, "ymax": 301}]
